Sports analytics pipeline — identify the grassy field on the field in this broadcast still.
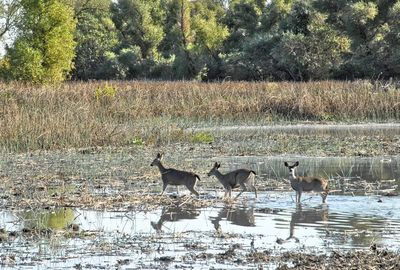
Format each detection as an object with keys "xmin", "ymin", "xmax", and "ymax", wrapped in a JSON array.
[{"xmin": 0, "ymin": 80, "xmax": 399, "ymax": 152}]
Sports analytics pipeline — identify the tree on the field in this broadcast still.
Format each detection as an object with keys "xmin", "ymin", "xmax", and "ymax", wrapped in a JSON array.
[
  {"xmin": 224, "ymin": 0, "xmax": 263, "ymax": 52},
  {"xmin": 158, "ymin": 0, "xmax": 196, "ymax": 79},
  {"xmin": 3, "ymin": 0, "xmax": 76, "ymax": 83},
  {"xmin": 271, "ymin": 8, "xmax": 350, "ymax": 80},
  {"xmin": 111, "ymin": 0, "xmax": 165, "ymax": 59},
  {"xmin": 0, "ymin": 0, "xmax": 21, "ymax": 40},
  {"xmin": 191, "ymin": 0, "xmax": 228, "ymax": 79},
  {"xmin": 71, "ymin": 0, "xmax": 119, "ymax": 80}
]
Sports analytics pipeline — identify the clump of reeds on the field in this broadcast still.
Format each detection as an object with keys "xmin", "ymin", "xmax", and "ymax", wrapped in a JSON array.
[{"xmin": 0, "ymin": 80, "xmax": 399, "ymax": 152}]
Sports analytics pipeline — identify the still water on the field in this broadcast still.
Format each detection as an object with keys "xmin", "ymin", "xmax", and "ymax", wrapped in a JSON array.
[{"xmin": 1, "ymin": 192, "xmax": 400, "ymax": 269}]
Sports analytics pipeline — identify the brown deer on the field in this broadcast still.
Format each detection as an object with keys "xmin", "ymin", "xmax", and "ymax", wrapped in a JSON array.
[
  {"xmin": 151, "ymin": 153, "xmax": 200, "ymax": 196},
  {"xmin": 208, "ymin": 162, "xmax": 257, "ymax": 199},
  {"xmin": 284, "ymin": 161, "xmax": 329, "ymax": 204}
]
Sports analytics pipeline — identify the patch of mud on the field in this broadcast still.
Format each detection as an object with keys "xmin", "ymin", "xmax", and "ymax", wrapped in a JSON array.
[{"xmin": 276, "ymin": 248, "xmax": 400, "ymax": 269}]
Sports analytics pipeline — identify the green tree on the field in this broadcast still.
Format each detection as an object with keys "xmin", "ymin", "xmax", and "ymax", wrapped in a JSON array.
[
  {"xmin": 3, "ymin": 0, "xmax": 76, "ymax": 83},
  {"xmin": 224, "ymin": 0, "xmax": 263, "ymax": 52},
  {"xmin": 159, "ymin": 0, "xmax": 196, "ymax": 79},
  {"xmin": 272, "ymin": 9, "xmax": 350, "ymax": 80},
  {"xmin": 111, "ymin": 0, "xmax": 165, "ymax": 59},
  {"xmin": 71, "ymin": 1, "xmax": 119, "ymax": 80},
  {"xmin": 191, "ymin": 0, "xmax": 228, "ymax": 80}
]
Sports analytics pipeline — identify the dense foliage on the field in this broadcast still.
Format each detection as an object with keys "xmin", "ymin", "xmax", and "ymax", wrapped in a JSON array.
[{"xmin": 1, "ymin": 0, "xmax": 400, "ymax": 82}]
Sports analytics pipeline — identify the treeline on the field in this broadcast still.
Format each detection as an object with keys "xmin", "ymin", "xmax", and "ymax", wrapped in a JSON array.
[{"xmin": 1, "ymin": 0, "xmax": 400, "ymax": 83}]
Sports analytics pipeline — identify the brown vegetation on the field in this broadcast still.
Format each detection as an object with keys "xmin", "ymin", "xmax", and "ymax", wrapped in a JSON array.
[{"xmin": 0, "ymin": 80, "xmax": 399, "ymax": 152}]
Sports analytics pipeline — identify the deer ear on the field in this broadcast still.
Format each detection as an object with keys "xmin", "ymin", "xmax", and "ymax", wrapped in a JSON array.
[
  {"xmin": 284, "ymin": 162, "xmax": 289, "ymax": 167},
  {"xmin": 294, "ymin": 161, "xmax": 299, "ymax": 166},
  {"xmin": 214, "ymin": 162, "xmax": 218, "ymax": 167},
  {"xmin": 217, "ymin": 163, "xmax": 221, "ymax": 168}
]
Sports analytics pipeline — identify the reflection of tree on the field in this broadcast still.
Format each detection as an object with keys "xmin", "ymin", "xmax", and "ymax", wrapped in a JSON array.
[
  {"xmin": 151, "ymin": 206, "xmax": 200, "ymax": 232},
  {"xmin": 287, "ymin": 204, "xmax": 328, "ymax": 242},
  {"xmin": 211, "ymin": 206, "xmax": 255, "ymax": 232},
  {"xmin": 20, "ymin": 208, "xmax": 75, "ymax": 230}
]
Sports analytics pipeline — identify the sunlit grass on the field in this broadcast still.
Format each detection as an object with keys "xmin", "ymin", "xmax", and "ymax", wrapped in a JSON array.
[{"xmin": 0, "ymin": 80, "xmax": 399, "ymax": 152}]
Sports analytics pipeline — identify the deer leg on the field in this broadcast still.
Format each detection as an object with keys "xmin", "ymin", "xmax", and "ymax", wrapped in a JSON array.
[
  {"xmin": 186, "ymin": 183, "xmax": 199, "ymax": 197},
  {"xmin": 161, "ymin": 183, "xmax": 168, "ymax": 195},
  {"xmin": 234, "ymin": 183, "xmax": 248, "ymax": 199},
  {"xmin": 321, "ymin": 191, "xmax": 328, "ymax": 203},
  {"xmin": 297, "ymin": 190, "xmax": 302, "ymax": 204},
  {"xmin": 234, "ymin": 190, "xmax": 244, "ymax": 200},
  {"xmin": 252, "ymin": 185, "xmax": 258, "ymax": 198},
  {"xmin": 227, "ymin": 186, "xmax": 232, "ymax": 198}
]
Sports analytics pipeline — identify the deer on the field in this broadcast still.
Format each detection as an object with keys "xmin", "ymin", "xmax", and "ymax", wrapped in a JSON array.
[
  {"xmin": 150, "ymin": 153, "xmax": 200, "ymax": 196},
  {"xmin": 284, "ymin": 161, "xmax": 329, "ymax": 204},
  {"xmin": 207, "ymin": 162, "xmax": 257, "ymax": 199}
]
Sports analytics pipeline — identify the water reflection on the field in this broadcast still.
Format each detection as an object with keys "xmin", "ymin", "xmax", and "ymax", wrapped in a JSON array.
[
  {"xmin": 150, "ymin": 206, "xmax": 200, "ymax": 232},
  {"xmin": 287, "ymin": 204, "xmax": 328, "ymax": 242},
  {"xmin": 211, "ymin": 205, "xmax": 255, "ymax": 231},
  {"xmin": 19, "ymin": 208, "xmax": 75, "ymax": 230}
]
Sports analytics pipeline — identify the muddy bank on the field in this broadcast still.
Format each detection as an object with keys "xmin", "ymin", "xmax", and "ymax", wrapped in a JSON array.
[{"xmin": 276, "ymin": 248, "xmax": 400, "ymax": 269}]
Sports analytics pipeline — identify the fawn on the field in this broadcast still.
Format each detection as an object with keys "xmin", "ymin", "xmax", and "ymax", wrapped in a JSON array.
[
  {"xmin": 208, "ymin": 162, "xmax": 257, "ymax": 199},
  {"xmin": 151, "ymin": 153, "xmax": 200, "ymax": 196},
  {"xmin": 284, "ymin": 161, "xmax": 329, "ymax": 204}
]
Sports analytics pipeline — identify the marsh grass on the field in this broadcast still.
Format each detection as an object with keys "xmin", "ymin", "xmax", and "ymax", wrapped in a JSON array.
[{"xmin": 0, "ymin": 80, "xmax": 399, "ymax": 152}]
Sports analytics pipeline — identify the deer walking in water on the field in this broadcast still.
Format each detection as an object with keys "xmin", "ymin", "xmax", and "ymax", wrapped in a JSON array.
[
  {"xmin": 284, "ymin": 161, "xmax": 329, "ymax": 204},
  {"xmin": 151, "ymin": 153, "xmax": 200, "ymax": 196},
  {"xmin": 208, "ymin": 162, "xmax": 257, "ymax": 199}
]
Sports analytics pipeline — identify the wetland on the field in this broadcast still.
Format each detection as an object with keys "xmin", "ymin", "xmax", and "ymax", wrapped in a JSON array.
[{"xmin": 1, "ymin": 123, "xmax": 400, "ymax": 269}]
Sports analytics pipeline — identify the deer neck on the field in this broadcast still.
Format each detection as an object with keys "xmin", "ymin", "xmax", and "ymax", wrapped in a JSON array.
[
  {"xmin": 289, "ymin": 168, "xmax": 298, "ymax": 182},
  {"xmin": 156, "ymin": 162, "xmax": 168, "ymax": 174},
  {"xmin": 213, "ymin": 170, "xmax": 225, "ymax": 181}
]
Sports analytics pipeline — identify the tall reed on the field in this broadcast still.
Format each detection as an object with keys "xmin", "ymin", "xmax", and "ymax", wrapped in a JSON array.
[{"xmin": 0, "ymin": 80, "xmax": 399, "ymax": 152}]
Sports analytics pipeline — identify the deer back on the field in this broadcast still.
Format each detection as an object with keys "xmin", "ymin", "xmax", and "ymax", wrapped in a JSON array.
[
  {"xmin": 292, "ymin": 176, "xmax": 328, "ymax": 192},
  {"xmin": 162, "ymin": 168, "xmax": 198, "ymax": 185},
  {"xmin": 223, "ymin": 169, "xmax": 255, "ymax": 188}
]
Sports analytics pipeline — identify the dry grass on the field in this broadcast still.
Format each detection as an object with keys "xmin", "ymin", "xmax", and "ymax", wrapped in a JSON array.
[{"xmin": 0, "ymin": 80, "xmax": 399, "ymax": 152}]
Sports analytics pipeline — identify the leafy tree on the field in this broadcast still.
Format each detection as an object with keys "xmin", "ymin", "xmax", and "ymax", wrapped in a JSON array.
[
  {"xmin": 272, "ymin": 9, "xmax": 350, "ymax": 80},
  {"xmin": 261, "ymin": 0, "xmax": 293, "ymax": 32},
  {"xmin": 158, "ymin": 0, "xmax": 196, "ymax": 79},
  {"xmin": 72, "ymin": 1, "xmax": 119, "ymax": 80},
  {"xmin": 190, "ymin": 0, "xmax": 228, "ymax": 80},
  {"xmin": 3, "ymin": 0, "xmax": 76, "ymax": 83},
  {"xmin": 111, "ymin": 0, "xmax": 165, "ymax": 59},
  {"xmin": 224, "ymin": 0, "xmax": 263, "ymax": 52}
]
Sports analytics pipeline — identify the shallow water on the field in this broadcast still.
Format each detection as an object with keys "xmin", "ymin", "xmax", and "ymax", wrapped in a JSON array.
[{"xmin": 2, "ymin": 192, "xmax": 400, "ymax": 269}]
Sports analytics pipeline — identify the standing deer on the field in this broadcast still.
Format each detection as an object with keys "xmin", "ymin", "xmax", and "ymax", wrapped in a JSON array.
[
  {"xmin": 284, "ymin": 161, "xmax": 329, "ymax": 204},
  {"xmin": 207, "ymin": 162, "xmax": 257, "ymax": 199},
  {"xmin": 151, "ymin": 153, "xmax": 200, "ymax": 196}
]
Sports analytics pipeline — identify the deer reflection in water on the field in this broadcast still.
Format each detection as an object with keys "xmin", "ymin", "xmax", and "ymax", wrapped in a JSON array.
[
  {"xmin": 151, "ymin": 206, "xmax": 201, "ymax": 232},
  {"xmin": 211, "ymin": 205, "xmax": 255, "ymax": 232},
  {"xmin": 286, "ymin": 204, "xmax": 329, "ymax": 242}
]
